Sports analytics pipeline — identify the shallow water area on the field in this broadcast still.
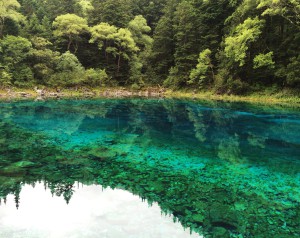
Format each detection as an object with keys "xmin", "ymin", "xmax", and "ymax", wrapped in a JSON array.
[{"xmin": 0, "ymin": 98, "xmax": 299, "ymax": 237}]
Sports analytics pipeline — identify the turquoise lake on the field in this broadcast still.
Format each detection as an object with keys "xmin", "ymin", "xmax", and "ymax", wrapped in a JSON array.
[{"xmin": 0, "ymin": 98, "xmax": 299, "ymax": 237}]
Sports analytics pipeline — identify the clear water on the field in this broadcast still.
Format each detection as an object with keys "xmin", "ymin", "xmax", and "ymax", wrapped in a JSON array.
[{"xmin": 0, "ymin": 98, "xmax": 299, "ymax": 237}]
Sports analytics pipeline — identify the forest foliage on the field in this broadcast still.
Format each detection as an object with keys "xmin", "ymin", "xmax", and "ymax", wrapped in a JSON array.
[{"xmin": 0, "ymin": 0, "xmax": 299, "ymax": 94}]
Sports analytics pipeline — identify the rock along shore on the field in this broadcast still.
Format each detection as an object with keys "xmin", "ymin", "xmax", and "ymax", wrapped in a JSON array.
[{"xmin": 0, "ymin": 87, "xmax": 166, "ymax": 100}]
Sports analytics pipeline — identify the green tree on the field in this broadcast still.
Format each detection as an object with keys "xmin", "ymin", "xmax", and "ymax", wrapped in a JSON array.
[
  {"xmin": 90, "ymin": 0, "xmax": 133, "ymax": 27},
  {"xmin": 253, "ymin": 52, "xmax": 275, "ymax": 69},
  {"xmin": 151, "ymin": 0, "xmax": 179, "ymax": 83},
  {"xmin": 165, "ymin": 0, "xmax": 198, "ymax": 87},
  {"xmin": 41, "ymin": 0, "xmax": 77, "ymax": 21},
  {"xmin": 19, "ymin": 0, "xmax": 39, "ymax": 16},
  {"xmin": 131, "ymin": 0, "xmax": 167, "ymax": 30},
  {"xmin": 40, "ymin": 16, "xmax": 52, "ymax": 39},
  {"xmin": 189, "ymin": 48, "xmax": 214, "ymax": 88},
  {"xmin": 258, "ymin": 0, "xmax": 300, "ymax": 28},
  {"xmin": 285, "ymin": 55, "xmax": 300, "ymax": 85},
  {"xmin": 83, "ymin": 68, "xmax": 109, "ymax": 86},
  {"xmin": 0, "ymin": 65, "xmax": 12, "ymax": 87},
  {"xmin": 89, "ymin": 22, "xmax": 118, "ymax": 61},
  {"xmin": 50, "ymin": 51, "xmax": 84, "ymax": 86},
  {"xmin": 0, "ymin": 0, "xmax": 25, "ymax": 38},
  {"xmin": 53, "ymin": 13, "xmax": 88, "ymax": 53},
  {"xmin": 128, "ymin": 15, "xmax": 153, "ymax": 84},
  {"xmin": 224, "ymin": 17, "xmax": 265, "ymax": 67},
  {"xmin": 30, "ymin": 36, "xmax": 60, "ymax": 84},
  {"xmin": 219, "ymin": 0, "xmax": 299, "ymax": 88},
  {"xmin": 0, "ymin": 35, "xmax": 33, "ymax": 86},
  {"xmin": 22, "ymin": 14, "xmax": 44, "ymax": 37},
  {"xmin": 193, "ymin": 0, "xmax": 234, "ymax": 69},
  {"xmin": 90, "ymin": 23, "xmax": 138, "ymax": 75},
  {"xmin": 111, "ymin": 28, "xmax": 139, "ymax": 73},
  {"xmin": 128, "ymin": 15, "xmax": 152, "ymax": 50},
  {"xmin": 276, "ymin": 55, "xmax": 300, "ymax": 86},
  {"xmin": 56, "ymin": 51, "xmax": 83, "ymax": 72},
  {"xmin": 75, "ymin": 0, "xmax": 94, "ymax": 18}
]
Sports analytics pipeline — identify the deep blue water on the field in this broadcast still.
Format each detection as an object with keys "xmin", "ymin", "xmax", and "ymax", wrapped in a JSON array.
[{"xmin": 0, "ymin": 98, "xmax": 299, "ymax": 237}]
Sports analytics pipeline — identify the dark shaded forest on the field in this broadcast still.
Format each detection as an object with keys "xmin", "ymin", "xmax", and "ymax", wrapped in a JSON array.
[{"xmin": 0, "ymin": 0, "xmax": 299, "ymax": 94}]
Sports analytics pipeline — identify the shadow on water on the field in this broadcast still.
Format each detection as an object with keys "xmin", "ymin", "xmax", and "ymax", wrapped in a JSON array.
[{"xmin": 0, "ymin": 99, "xmax": 299, "ymax": 237}]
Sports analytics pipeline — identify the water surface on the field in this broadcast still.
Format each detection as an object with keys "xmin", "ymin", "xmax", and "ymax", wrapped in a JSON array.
[
  {"xmin": 0, "ymin": 184, "xmax": 197, "ymax": 238},
  {"xmin": 0, "ymin": 99, "xmax": 299, "ymax": 237}
]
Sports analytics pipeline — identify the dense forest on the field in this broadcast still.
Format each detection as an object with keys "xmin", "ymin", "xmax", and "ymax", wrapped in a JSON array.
[{"xmin": 0, "ymin": 0, "xmax": 299, "ymax": 94}]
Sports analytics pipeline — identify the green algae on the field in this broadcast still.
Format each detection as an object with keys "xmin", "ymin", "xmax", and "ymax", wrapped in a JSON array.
[{"xmin": 0, "ymin": 99, "xmax": 299, "ymax": 237}]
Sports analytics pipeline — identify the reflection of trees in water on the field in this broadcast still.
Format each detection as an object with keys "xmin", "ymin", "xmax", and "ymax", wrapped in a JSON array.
[
  {"xmin": 3, "ymin": 99, "xmax": 296, "ymax": 167},
  {"xmin": 247, "ymin": 133, "xmax": 266, "ymax": 149},
  {"xmin": 101, "ymin": 99, "xmax": 299, "ymax": 171},
  {"xmin": 0, "ymin": 99, "xmax": 299, "ymax": 168},
  {"xmin": 0, "ymin": 100, "xmax": 300, "ymax": 237},
  {"xmin": 218, "ymin": 135, "xmax": 242, "ymax": 163},
  {"xmin": 1, "ymin": 149, "xmax": 299, "ymax": 237},
  {"xmin": 186, "ymin": 106, "xmax": 207, "ymax": 142},
  {"xmin": 49, "ymin": 182, "xmax": 74, "ymax": 204}
]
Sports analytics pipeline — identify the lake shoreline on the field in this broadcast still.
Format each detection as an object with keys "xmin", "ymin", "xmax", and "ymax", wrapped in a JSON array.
[{"xmin": 0, "ymin": 87, "xmax": 299, "ymax": 107}]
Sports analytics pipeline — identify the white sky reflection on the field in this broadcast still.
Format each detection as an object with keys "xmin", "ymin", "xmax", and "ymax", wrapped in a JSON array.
[{"xmin": 0, "ymin": 183, "xmax": 202, "ymax": 238}]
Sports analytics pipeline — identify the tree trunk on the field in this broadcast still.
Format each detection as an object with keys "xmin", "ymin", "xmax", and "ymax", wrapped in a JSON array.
[
  {"xmin": 117, "ymin": 54, "xmax": 121, "ymax": 73},
  {"xmin": 104, "ymin": 40, "xmax": 108, "ymax": 61},
  {"xmin": 0, "ymin": 18, "xmax": 5, "ymax": 39},
  {"xmin": 67, "ymin": 35, "xmax": 72, "ymax": 51},
  {"xmin": 74, "ymin": 41, "xmax": 78, "ymax": 53},
  {"xmin": 210, "ymin": 65, "xmax": 215, "ymax": 84}
]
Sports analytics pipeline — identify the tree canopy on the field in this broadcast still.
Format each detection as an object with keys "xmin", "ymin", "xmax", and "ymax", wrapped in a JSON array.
[
  {"xmin": 53, "ymin": 13, "xmax": 88, "ymax": 52},
  {"xmin": 0, "ymin": 0, "xmax": 299, "ymax": 93}
]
